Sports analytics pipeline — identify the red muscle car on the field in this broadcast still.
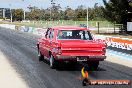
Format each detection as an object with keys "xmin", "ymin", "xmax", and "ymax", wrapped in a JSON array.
[{"xmin": 37, "ymin": 26, "xmax": 106, "ymax": 69}]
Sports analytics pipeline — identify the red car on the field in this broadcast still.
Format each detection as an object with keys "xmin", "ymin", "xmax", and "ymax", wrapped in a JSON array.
[{"xmin": 37, "ymin": 26, "xmax": 106, "ymax": 69}]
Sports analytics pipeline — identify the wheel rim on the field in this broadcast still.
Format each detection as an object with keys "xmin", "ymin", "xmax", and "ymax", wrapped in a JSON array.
[{"xmin": 50, "ymin": 55, "xmax": 53, "ymax": 67}]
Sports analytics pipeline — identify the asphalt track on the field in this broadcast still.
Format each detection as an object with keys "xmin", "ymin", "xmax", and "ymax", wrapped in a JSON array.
[{"xmin": 0, "ymin": 27, "xmax": 132, "ymax": 88}]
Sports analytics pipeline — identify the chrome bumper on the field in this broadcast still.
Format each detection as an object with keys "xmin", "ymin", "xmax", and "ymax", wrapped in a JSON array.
[{"xmin": 56, "ymin": 55, "xmax": 106, "ymax": 61}]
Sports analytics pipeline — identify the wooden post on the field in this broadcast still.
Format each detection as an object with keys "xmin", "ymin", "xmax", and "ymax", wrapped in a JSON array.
[{"xmin": 98, "ymin": 22, "xmax": 99, "ymax": 34}]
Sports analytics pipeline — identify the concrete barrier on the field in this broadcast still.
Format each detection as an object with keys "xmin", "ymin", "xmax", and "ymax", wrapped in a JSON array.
[
  {"xmin": 28, "ymin": 27, "xmax": 34, "ymax": 33},
  {"xmin": 18, "ymin": 26, "xmax": 29, "ymax": 32},
  {"xmin": 0, "ymin": 24, "xmax": 15, "ymax": 30},
  {"xmin": 35, "ymin": 28, "xmax": 47, "ymax": 35}
]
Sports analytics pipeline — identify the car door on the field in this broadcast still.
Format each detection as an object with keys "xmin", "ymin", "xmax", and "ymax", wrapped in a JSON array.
[
  {"xmin": 40, "ymin": 28, "xmax": 50, "ymax": 57},
  {"xmin": 44, "ymin": 28, "xmax": 55, "ymax": 58},
  {"xmin": 44, "ymin": 28, "xmax": 51, "ymax": 58},
  {"xmin": 47, "ymin": 29, "xmax": 55, "ymax": 58}
]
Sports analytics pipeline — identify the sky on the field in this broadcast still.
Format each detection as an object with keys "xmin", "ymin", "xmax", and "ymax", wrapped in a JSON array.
[{"xmin": 0, "ymin": 0, "xmax": 108, "ymax": 10}]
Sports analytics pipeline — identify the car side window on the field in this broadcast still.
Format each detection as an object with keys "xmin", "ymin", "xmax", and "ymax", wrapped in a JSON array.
[{"xmin": 84, "ymin": 31, "xmax": 90, "ymax": 40}]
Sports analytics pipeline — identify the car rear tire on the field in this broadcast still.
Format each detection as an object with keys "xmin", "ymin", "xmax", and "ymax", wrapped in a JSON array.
[
  {"xmin": 87, "ymin": 61, "xmax": 99, "ymax": 70},
  {"xmin": 38, "ymin": 49, "xmax": 44, "ymax": 62},
  {"xmin": 49, "ymin": 55, "xmax": 57, "ymax": 69}
]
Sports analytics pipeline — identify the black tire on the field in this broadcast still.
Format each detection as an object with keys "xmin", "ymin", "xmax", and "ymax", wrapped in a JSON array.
[
  {"xmin": 38, "ymin": 49, "xmax": 44, "ymax": 62},
  {"xmin": 49, "ymin": 55, "xmax": 57, "ymax": 69},
  {"xmin": 87, "ymin": 61, "xmax": 99, "ymax": 70},
  {"xmin": 82, "ymin": 78, "xmax": 87, "ymax": 86}
]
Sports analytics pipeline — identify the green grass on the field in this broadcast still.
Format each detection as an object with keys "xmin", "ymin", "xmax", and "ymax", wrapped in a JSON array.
[{"xmin": 0, "ymin": 20, "xmax": 114, "ymax": 28}]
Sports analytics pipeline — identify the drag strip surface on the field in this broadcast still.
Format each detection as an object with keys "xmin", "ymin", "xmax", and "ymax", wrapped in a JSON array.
[{"xmin": 0, "ymin": 27, "xmax": 131, "ymax": 88}]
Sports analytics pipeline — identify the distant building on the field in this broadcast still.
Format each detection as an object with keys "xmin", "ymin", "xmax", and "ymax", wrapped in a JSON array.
[{"xmin": 0, "ymin": 8, "xmax": 10, "ymax": 19}]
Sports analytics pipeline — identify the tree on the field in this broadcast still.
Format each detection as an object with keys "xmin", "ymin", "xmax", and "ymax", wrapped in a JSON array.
[
  {"xmin": 59, "ymin": 10, "xmax": 65, "ymax": 20},
  {"xmin": 103, "ymin": 0, "xmax": 128, "ymax": 32},
  {"xmin": 12, "ymin": 9, "xmax": 24, "ymax": 21},
  {"xmin": 50, "ymin": 3, "xmax": 61, "ymax": 20},
  {"xmin": 93, "ymin": 5, "xmax": 105, "ymax": 20},
  {"xmin": 128, "ymin": 0, "xmax": 132, "ymax": 22},
  {"xmin": 75, "ymin": 5, "xmax": 86, "ymax": 21},
  {"xmin": 64, "ymin": 6, "xmax": 75, "ymax": 20},
  {"xmin": 74, "ymin": 5, "xmax": 105, "ymax": 21},
  {"xmin": 44, "ymin": 8, "xmax": 51, "ymax": 21},
  {"xmin": 26, "ymin": 7, "xmax": 41, "ymax": 20},
  {"xmin": 25, "ymin": 4, "xmax": 105, "ymax": 21}
]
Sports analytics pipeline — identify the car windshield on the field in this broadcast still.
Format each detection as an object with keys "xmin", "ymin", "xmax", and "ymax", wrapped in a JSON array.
[{"xmin": 57, "ymin": 30, "xmax": 93, "ymax": 40}]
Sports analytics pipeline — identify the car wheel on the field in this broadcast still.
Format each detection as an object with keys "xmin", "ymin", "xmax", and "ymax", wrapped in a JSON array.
[
  {"xmin": 49, "ymin": 55, "xmax": 56, "ymax": 69},
  {"xmin": 87, "ymin": 61, "xmax": 99, "ymax": 70},
  {"xmin": 38, "ymin": 49, "xmax": 44, "ymax": 62}
]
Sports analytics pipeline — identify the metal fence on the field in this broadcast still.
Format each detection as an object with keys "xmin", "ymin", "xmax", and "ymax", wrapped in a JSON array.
[{"xmin": 20, "ymin": 20, "xmax": 123, "ymax": 34}]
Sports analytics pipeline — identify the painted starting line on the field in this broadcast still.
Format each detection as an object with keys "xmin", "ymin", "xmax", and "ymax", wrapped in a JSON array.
[{"xmin": 107, "ymin": 49, "xmax": 132, "ymax": 61}]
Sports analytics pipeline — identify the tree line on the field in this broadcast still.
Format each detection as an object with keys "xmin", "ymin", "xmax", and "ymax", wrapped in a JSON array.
[
  {"xmin": 12, "ymin": 5, "xmax": 104, "ymax": 21},
  {"xmin": 11, "ymin": 0, "xmax": 132, "ymax": 33}
]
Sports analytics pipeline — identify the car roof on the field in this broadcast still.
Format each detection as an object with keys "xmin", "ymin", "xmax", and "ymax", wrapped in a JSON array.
[{"xmin": 51, "ymin": 26, "xmax": 88, "ymax": 30}]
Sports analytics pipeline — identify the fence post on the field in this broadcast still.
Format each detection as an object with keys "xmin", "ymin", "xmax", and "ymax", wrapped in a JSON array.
[
  {"xmin": 98, "ymin": 22, "xmax": 99, "ymax": 34},
  {"xmin": 114, "ymin": 23, "xmax": 115, "ymax": 34}
]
